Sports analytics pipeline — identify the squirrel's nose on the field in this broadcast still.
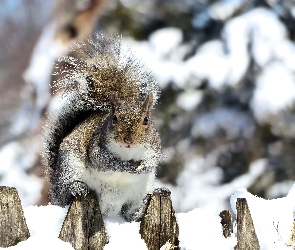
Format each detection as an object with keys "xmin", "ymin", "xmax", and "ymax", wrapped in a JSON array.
[{"xmin": 123, "ymin": 138, "xmax": 133, "ymax": 145}]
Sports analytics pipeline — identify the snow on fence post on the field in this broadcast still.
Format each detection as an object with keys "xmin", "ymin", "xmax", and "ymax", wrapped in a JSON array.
[
  {"xmin": 59, "ymin": 190, "xmax": 109, "ymax": 250},
  {"xmin": 219, "ymin": 209, "xmax": 233, "ymax": 238},
  {"xmin": 0, "ymin": 186, "xmax": 30, "ymax": 247},
  {"xmin": 139, "ymin": 188, "xmax": 179, "ymax": 250},
  {"xmin": 235, "ymin": 198, "xmax": 260, "ymax": 250}
]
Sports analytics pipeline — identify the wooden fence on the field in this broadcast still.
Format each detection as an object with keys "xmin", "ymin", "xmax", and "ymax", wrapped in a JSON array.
[{"xmin": 1, "ymin": 185, "xmax": 295, "ymax": 249}]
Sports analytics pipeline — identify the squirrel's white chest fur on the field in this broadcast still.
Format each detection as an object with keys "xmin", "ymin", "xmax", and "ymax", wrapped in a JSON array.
[
  {"xmin": 82, "ymin": 167, "xmax": 155, "ymax": 216},
  {"xmin": 107, "ymin": 141, "xmax": 155, "ymax": 161},
  {"xmin": 69, "ymin": 143, "xmax": 156, "ymax": 216}
]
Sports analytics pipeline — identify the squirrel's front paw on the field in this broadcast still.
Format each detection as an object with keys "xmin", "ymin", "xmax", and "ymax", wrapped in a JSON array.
[{"xmin": 69, "ymin": 181, "xmax": 89, "ymax": 197}]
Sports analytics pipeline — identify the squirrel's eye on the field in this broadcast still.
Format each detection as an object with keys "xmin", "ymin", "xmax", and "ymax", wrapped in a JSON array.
[
  {"xmin": 143, "ymin": 117, "xmax": 149, "ymax": 125},
  {"xmin": 112, "ymin": 115, "xmax": 118, "ymax": 125}
]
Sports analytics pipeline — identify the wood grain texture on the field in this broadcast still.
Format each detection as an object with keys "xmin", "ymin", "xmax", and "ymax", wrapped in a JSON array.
[
  {"xmin": 220, "ymin": 209, "xmax": 233, "ymax": 238},
  {"xmin": 140, "ymin": 188, "xmax": 179, "ymax": 250},
  {"xmin": 235, "ymin": 198, "xmax": 260, "ymax": 250},
  {"xmin": 0, "ymin": 186, "xmax": 30, "ymax": 247},
  {"xmin": 59, "ymin": 190, "xmax": 108, "ymax": 250}
]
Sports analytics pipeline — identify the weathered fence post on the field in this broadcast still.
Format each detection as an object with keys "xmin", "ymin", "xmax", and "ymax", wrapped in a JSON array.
[
  {"xmin": 0, "ymin": 186, "xmax": 30, "ymax": 247},
  {"xmin": 139, "ymin": 188, "xmax": 179, "ymax": 250},
  {"xmin": 235, "ymin": 198, "xmax": 260, "ymax": 250},
  {"xmin": 59, "ymin": 190, "xmax": 108, "ymax": 250},
  {"xmin": 288, "ymin": 219, "xmax": 295, "ymax": 246},
  {"xmin": 219, "ymin": 209, "xmax": 233, "ymax": 238}
]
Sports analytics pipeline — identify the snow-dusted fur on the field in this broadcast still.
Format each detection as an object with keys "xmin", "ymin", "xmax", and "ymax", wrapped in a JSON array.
[
  {"xmin": 43, "ymin": 33, "xmax": 162, "ymax": 221},
  {"xmin": 82, "ymin": 165, "xmax": 155, "ymax": 218}
]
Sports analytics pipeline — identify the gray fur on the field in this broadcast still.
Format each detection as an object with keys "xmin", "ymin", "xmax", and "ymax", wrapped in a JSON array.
[{"xmin": 43, "ymin": 33, "xmax": 162, "ymax": 221}]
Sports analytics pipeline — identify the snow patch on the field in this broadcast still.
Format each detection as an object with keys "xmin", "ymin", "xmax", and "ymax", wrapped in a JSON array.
[
  {"xmin": 176, "ymin": 90, "xmax": 203, "ymax": 111},
  {"xmin": 149, "ymin": 28, "xmax": 183, "ymax": 57},
  {"xmin": 191, "ymin": 108, "xmax": 254, "ymax": 139},
  {"xmin": 177, "ymin": 208, "xmax": 237, "ymax": 250},
  {"xmin": 251, "ymin": 62, "xmax": 295, "ymax": 123},
  {"xmin": 104, "ymin": 219, "xmax": 147, "ymax": 250},
  {"xmin": 0, "ymin": 142, "xmax": 42, "ymax": 207}
]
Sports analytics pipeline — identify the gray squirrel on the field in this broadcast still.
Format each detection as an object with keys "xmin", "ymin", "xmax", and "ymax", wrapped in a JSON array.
[{"xmin": 42, "ymin": 33, "xmax": 162, "ymax": 222}]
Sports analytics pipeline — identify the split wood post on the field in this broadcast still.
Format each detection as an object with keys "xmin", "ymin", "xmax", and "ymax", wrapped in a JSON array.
[
  {"xmin": 59, "ymin": 190, "xmax": 108, "ymax": 250},
  {"xmin": 219, "ymin": 209, "xmax": 233, "ymax": 238},
  {"xmin": 235, "ymin": 198, "xmax": 260, "ymax": 250},
  {"xmin": 139, "ymin": 188, "xmax": 179, "ymax": 250},
  {"xmin": 0, "ymin": 186, "xmax": 30, "ymax": 247}
]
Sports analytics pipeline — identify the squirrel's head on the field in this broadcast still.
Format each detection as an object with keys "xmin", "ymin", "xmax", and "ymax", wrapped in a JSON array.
[{"xmin": 108, "ymin": 93, "xmax": 153, "ymax": 148}]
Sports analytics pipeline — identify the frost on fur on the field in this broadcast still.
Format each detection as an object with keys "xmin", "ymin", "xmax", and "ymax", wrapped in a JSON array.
[
  {"xmin": 42, "ymin": 33, "xmax": 163, "ymax": 220},
  {"xmin": 43, "ymin": 32, "xmax": 161, "ymax": 171},
  {"xmin": 51, "ymin": 33, "xmax": 160, "ymax": 110}
]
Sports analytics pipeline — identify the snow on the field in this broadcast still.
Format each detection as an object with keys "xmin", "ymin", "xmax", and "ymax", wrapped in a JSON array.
[
  {"xmin": 149, "ymin": 28, "xmax": 183, "ymax": 57},
  {"xmin": 0, "ymin": 205, "xmax": 73, "ymax": 250},
  {"xmin": 1, "ymin": 237, "xmax": 74, "ymax": 250},
  {"xmin": 0, "ymin": 142, "xmax": 42, "ymax": 207},
  {"xmin": 251, "ymin": 62, "xmax": 295, "ymax": 123},
  {"xmin": 208, "ymin": 0, "xmax": 247, "ymax": 21},
  {"xmin": 265, "ymin": 181, "xmax": 295, "ymax": 200},
  {"xmin": 165, "ymin": 158, "xmax": 267, "ymax": 215},
  {"xmin": 177, "ymin": 208, "xmax": 236, "ymax": 249},
  {"xmin": 222, "ymin": 14, "xmax": 250, "ymax": 86},
  {"xmin": 192, "ymin": 0, "xmax": 247, "ymax": 29},
  {"xmin": 3, "ymin": 183, "xmax": 295, "ymax": 249},
  {"xmin": 191, "ymin": 108, "xmax": 254, "ymax": 139},
  {"xmin": 186, "ymin": 40, "xmax": 230, "ymax": 89},
  {"xmin": 176, "ymin": 90, "xmax": 203, "ymax": 112},
  {"xmin": 123, "ymin": 37, "xmax": 183, "ymax": 89},
  {"xmin": 130, "ymin": 8, "xmax": 291, "ymax": 93},
  {"xmin": 16, "ymin": 21, "xmax": 71, "ymax": 135},
  {"xmin": 249, "ymin": 9, "xmax": 287, "ymax": 67},
  {"xmin": 23, "ymin": 205, "xmax": 68, "ymax": 237},
  {"xmin": 231, "ymin": 188, "xmax": 295, "ymax": 249},
  {"xmin": 104, "ymin": 218, "xmax": 147, "ymax": 250}
]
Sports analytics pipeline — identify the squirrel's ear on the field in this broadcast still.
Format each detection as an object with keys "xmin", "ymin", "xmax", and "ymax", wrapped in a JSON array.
[
  {"xmin": 143, "ymin": 93, "xmax": 153, "ymax": 113},
  {"xmin": 110, "ymin": 92, "xmax": 118, "ymax": 113}
]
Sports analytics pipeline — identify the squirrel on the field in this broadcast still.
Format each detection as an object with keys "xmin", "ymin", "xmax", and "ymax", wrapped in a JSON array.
[{"xmin": 42, "ymin": 33, "xmax": 162, "ymax": 222}]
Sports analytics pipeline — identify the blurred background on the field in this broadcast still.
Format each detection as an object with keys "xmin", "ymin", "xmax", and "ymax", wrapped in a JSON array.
[{"xmin": 1, "ymin": 0, "xmax": 295, "ymax": 215}]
